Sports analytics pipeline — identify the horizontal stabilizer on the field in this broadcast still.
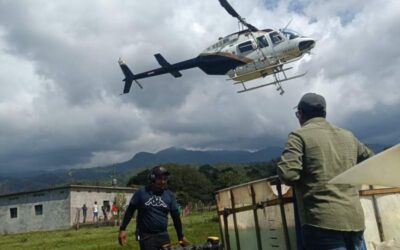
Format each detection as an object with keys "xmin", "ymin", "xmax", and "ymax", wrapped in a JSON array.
[
  {"xmin": 169, "ymin": 70, "xmax": 182, "ymax": 78},
  {"xmin": 154, "ymin": 53, "xmax": 182, "ymax": 78},
  {"xmin": 154, "ymin": 53, "xmax": 171, "ymax": 68}
]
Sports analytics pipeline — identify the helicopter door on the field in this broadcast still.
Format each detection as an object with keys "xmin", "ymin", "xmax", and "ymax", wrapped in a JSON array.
[
  {"xmin": 254, "ymin": 35, "xmax": 269, "ymax": 62},
  {"xmin": 263, "ymin": 32, "xmax": 283, "ymax": 63},
  {"xmin": 256, "ymin": 36, "xmax": 269, "ymax": 48},
  {"xmin": 269, "ymin": 31, "xmax": 284, "ymax": 45}
]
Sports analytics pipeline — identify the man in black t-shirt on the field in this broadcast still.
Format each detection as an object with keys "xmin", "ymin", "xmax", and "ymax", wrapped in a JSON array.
[{"xmin": 118, "ymin": 166, "xmax": 190, "ymax": 250}]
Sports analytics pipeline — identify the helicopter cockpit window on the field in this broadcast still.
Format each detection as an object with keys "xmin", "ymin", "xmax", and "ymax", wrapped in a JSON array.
[
  {"xmin": 238, "ymin": 41, "xmax": 254, "ymax": 53},
  {"xmin": 280, "ymin": 29, "xmax": 301, "ymax": 40},
  {"xmin": 256, "ymin": 36, "xmax": 269, "ymax": 48},
  {"xmin": 269, "ymin": 32, "xmax": 284, "ymax": 44}
]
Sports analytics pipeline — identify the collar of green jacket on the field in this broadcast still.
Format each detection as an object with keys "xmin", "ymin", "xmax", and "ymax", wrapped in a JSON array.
[{"xmin": 302, "ymin": 117, "xmax": 326, "ymax": 127}]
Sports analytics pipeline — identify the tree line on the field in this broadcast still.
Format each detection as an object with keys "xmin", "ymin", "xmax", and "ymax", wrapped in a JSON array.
[{"xmin": 126, "ymin": 160, "xmax": 278, "ymax": 205}]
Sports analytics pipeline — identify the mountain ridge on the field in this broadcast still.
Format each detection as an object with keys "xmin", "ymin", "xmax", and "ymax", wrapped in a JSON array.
[
  {"xmin": 0, "ymin": 143, "xmax": 390, "ymax": 195},
  {"xmin": 0, "ymin": 146, "xmax": 284, "ymax": 194}
]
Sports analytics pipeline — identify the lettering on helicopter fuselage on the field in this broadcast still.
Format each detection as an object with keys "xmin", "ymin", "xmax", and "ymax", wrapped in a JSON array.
[{"xmin": 208, "ymin": 37, "xmax": 235, "ymax": 51}]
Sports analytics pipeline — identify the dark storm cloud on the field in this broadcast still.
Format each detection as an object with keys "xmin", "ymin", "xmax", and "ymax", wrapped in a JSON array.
[{"xmin": 343, "ymin": 105, "xmax": 400, "ymax": 145}]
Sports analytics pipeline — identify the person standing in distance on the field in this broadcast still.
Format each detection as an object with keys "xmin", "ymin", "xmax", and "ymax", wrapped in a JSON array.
[
  {"xmin": 93, "ymin": 201, "xmax": 99, "ymax": 222},
  {"xmin": 82, "ymin": 204, "xmax": 87, "ymax": 223},
  {"xmin": 118, "ymin": 165, "xmax": 190, "ymax": 250},
  {"xmin": 278, "ymin": 93, "xmax": 374, "ymax": 250}
]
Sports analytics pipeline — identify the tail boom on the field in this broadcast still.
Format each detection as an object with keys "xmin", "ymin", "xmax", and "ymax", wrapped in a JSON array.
[{"xmin": 118, "ymin": 55, "xmax": 200, "ymax": 94}]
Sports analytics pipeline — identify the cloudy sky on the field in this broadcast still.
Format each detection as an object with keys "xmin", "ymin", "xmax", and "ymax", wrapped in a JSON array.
[{"xmin": 0, "ymin": 0, "xmax": 399, "ymax": 174}]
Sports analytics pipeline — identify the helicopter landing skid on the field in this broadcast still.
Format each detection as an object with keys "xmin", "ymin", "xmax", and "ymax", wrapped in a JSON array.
[{"xmin": 236, "ymin": 70, "xmax": 307, "ymax": 95}]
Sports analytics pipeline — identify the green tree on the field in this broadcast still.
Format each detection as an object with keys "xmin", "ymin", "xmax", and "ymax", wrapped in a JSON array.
[
  {"xmin": 217, "ymin": 167, "xmax": 249, "ymax": 188},
  {"xmin": 245, "ymin": 167, "xmax": 262, "ymax": 180},
  {"xmin": 127, "ymin": 168, "xmax": 151, "ymax": 186},
  {"xmin": 244, "ymin": 160, "xmax": 278, "ymax": 180},
  {"xmin": 165, "ymin": 164, "xmax": 214, "ymax": 205},
  {"xmin": 199, "ymin": 164, "xmax": 220, "ymax": 184}
]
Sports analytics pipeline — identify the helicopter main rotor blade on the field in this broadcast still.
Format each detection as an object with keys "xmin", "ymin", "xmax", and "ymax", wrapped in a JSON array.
[
  {"xmin": 219, "ymin": 0, "xmax": 240, "ymax": 18},
  {"xmin": 218, "ymin": 0, "xmax": 259, "ymax": 32}
]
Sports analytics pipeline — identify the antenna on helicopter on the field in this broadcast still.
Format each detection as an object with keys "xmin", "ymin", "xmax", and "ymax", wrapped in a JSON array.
[{"xmin": 284, "ymin": 19, "xmax": 293, "ymax": 29}]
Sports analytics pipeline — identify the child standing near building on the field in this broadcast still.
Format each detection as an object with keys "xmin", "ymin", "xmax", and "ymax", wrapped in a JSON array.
[{"xmin": 93, "ymin": 201, "xmax": 99, "ymax": 222}]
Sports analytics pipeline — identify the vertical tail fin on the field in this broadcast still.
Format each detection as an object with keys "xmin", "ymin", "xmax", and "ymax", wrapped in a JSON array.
[{"xmin": 118, "ymin": 58, "xmax": 142, "ymax": 94}]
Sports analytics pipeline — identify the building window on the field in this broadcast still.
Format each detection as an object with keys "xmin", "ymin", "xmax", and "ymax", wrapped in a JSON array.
[
  {"xmin": 35, "ymin": 204, "xmax": 43, "ymax": 216},
  {"xmin": 103, "ymin": 200, "xmax": 111, "ymax": 212},
  {"xmin": 10, "ymin": 207, "xmax": 17, "ymax": 218}
]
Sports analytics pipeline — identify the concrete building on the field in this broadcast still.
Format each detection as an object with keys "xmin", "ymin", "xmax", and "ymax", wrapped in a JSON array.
[{"xmin": 0, "ymin": 185, "xmax": 136, "ymax": 234}]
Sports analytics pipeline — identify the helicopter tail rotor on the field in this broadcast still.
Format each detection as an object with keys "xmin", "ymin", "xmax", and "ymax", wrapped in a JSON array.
[{"xmin": 118, "ymin": 58, "xmax": 143, "ymax": 94}]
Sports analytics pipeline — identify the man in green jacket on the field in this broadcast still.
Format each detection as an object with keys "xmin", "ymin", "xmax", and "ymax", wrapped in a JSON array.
[{"xmin": 278, "ymin": 93, "xmax": 374, "ymax": 250}]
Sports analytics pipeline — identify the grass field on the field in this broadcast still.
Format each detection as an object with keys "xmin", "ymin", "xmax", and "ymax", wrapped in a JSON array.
[{"xmin": 0, "ymin": 211, "xmax": 220, "ymax": 250}]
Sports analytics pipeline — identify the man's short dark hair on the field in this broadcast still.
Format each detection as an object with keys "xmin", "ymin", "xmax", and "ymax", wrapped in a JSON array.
[{"xmin": 300, "ymin": 109, "xmax": 326, "ymax": 119}]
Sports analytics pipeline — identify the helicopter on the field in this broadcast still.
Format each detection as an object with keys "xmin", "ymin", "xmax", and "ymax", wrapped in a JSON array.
[{"xmin": 118, "ymin": 0, "xmax": 315, "ymax": 95}]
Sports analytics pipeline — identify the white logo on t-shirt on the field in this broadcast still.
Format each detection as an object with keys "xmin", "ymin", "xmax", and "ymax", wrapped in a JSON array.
[{"xmin": 145, "ymin": 195, "xmax": 167, "ymax": 208}]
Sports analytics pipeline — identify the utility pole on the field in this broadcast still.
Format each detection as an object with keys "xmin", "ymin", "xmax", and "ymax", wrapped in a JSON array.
[{"xmin": 112, "ymin": 164, "xmax": 117, "ymax": 187}]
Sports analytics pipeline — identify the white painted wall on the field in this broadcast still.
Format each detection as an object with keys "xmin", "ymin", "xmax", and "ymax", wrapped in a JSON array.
[
  {"xmin": 70, "ymin": 188, "xmax": 133, "ymax": 224},
  {"xmin": 0, "ymin": 186, "xmax": 136, "ymax": 234},
  {"xmin": 0, "ymin": 188, "xmax": 70, "ymax": 234}
]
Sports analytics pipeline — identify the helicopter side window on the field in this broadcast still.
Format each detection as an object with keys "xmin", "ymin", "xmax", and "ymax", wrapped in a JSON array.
[
  {"xmin": 256, "ymin": 36, "xmax": 269, "ymax": 48},
  {"xmin": 238, "ymin": 41, "xmax": 254, "ymax": 53},
  {"xmin": 269, "ymin": 32, "xmax": 283, "ymax": 44}
]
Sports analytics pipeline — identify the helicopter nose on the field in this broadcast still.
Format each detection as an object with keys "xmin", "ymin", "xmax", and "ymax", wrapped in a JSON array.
[{"xmin": 299, "ymin": 40, "xmax": 315, "ymax": 52}]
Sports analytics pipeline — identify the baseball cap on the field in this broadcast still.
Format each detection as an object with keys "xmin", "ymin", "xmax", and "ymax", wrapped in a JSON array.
[
  {"xmin": 152, "ymin": 166, "xmax": 170, "ymax": 177},
  {"xmin": 296, "ymin": 93, "xmax": 326, "ymax": 113}
]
